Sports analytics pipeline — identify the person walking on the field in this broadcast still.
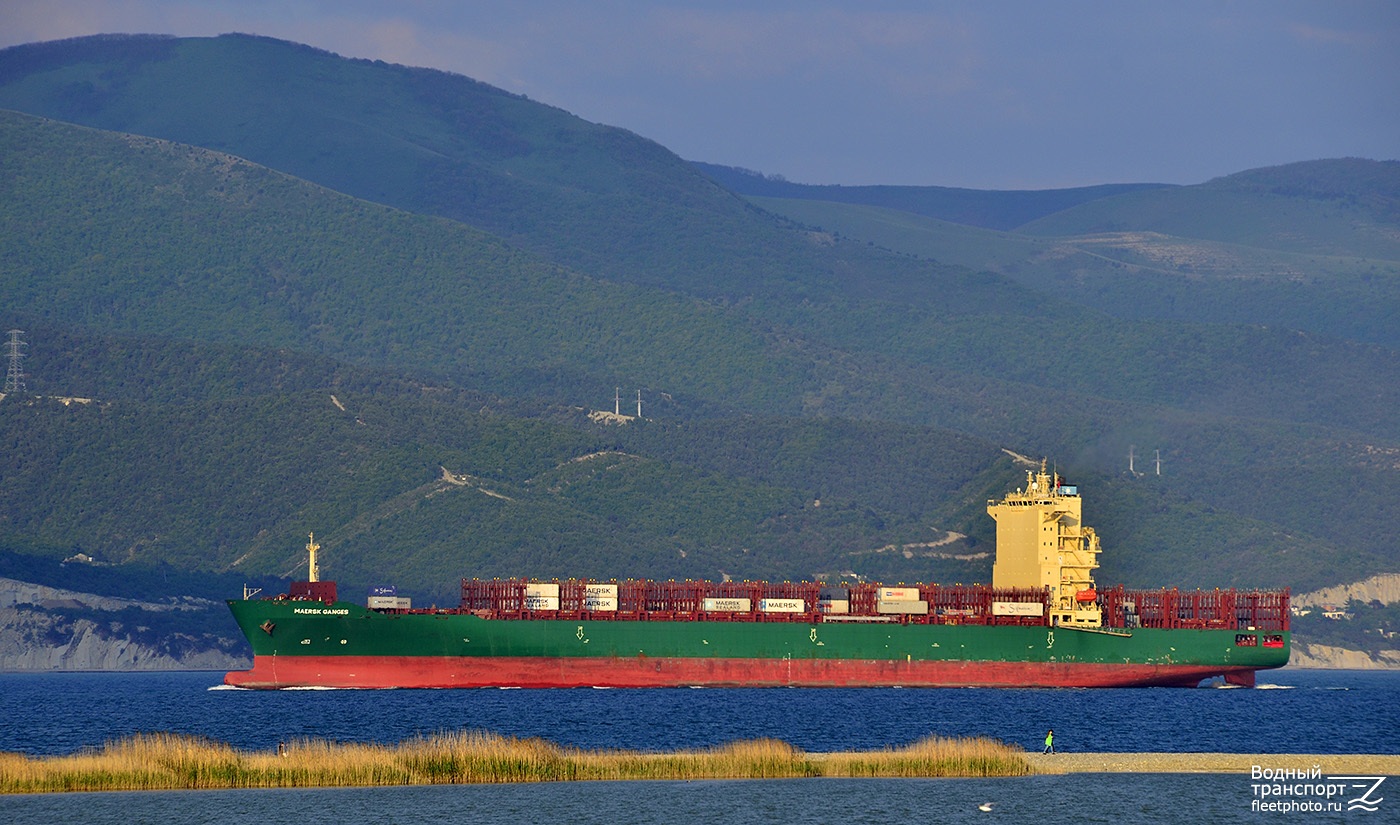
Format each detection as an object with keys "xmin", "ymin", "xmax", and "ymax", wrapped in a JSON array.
[{"xmin": 1043, "ymin": 729, "xmax": 1055, "ymax": 754}]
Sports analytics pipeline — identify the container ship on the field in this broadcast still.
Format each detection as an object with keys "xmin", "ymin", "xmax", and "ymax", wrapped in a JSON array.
[{"xmin": 224, "ymin": 464, "xmax": 1289, "ymax": 689}]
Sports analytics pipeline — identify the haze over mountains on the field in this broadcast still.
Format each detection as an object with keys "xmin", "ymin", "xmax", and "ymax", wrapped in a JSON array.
[{"xmin": 1, "ymin": 33, "xmax": 1397, "ymax": 621}]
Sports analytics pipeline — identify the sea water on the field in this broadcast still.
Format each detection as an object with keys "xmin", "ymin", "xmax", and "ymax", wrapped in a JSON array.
[
  {"xmin": 0, "ymin": 668, "xmax": 1395, "ymax": 823},
  {"xmin": 0, "ymin": 775, "xmax": 1267, "ymax": 825}
]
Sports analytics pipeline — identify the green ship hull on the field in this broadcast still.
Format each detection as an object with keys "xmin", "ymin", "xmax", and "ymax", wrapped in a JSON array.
[{"xmin": 224, "ymin": 598, "xmax": 1289, "ymax": 689}]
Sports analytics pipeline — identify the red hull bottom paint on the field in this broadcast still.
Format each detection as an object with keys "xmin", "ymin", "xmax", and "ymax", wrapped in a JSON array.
[{"xmin": 224, "ymin": 655, "xmax": 1254, "ymax": 690}]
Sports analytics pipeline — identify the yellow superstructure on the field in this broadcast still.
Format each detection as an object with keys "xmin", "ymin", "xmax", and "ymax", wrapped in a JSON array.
[{"xmin": 988, "ymin": 461, "xmax": 1102, "ymax": 627}]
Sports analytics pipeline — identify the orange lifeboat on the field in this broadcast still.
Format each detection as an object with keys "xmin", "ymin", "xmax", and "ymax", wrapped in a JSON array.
[{"xmin": 1075, "ymin": 589, "xmax": 1098, "ymax": 602}]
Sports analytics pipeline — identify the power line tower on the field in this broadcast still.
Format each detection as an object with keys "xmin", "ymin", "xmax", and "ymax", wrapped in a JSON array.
[{"xmin": 3, "ymin": 330, "xmax": 25, "ymax": 393}]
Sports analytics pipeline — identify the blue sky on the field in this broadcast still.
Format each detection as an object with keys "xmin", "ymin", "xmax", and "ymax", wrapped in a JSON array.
[{"xmin": 2, "ymin": 1, "xmax": 1396, "ymax": 189}]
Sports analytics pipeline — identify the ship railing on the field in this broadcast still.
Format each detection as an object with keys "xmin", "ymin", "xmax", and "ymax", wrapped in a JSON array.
[
  {"xmin": 456, "ymin": 578, "xmax": 1287, "ymax": 630},
  {"xmin": 459, "ymin": 578, "xmax": 1061, "ymax": 624},
  {"xmin": 1098, "ymin": 586, "xmax": 1290, "ymax": 631}
]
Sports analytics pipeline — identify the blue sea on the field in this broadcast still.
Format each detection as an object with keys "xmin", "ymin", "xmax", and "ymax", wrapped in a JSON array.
[{"xmin": 0, "ymin": 668, "xmax": 1396, "ymax": 823}]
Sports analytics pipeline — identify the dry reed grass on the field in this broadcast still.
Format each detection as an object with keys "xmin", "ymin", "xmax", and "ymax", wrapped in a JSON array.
[{"xmin": 0, "ymin": 731, "xmax": 1029, "ymax": 793}]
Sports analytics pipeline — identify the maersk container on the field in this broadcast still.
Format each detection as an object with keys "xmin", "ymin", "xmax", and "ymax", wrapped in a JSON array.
[
  {"xmin": 584, "ymin": 583, "xmax": 618, "ymax": 599},
  {"xmin": 584, "ymin": 596, "xmax": 618, "ymax": 611},
  {"xmin": 703, "ymin": 597, "xmax": 752, "ymax": 612},
  {"xmin": 759, "ymin": 598, "xmax": 805, "ymax": 613},
  {"xmin": 526, "ymin": 582, "xmax": 560, "ymax": 599},
  {"xmin": 524, "ymin": 595, "xmax": 559, "ymax": 611}
]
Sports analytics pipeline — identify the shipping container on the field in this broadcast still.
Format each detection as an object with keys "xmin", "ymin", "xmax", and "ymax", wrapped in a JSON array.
[
  {"xmin": 759, "ymin": 598, "xmax": 806, "ymax": 613},
  {"xmin": 524, "ymin": 596, "xmax": 559, "ymax": 611},
  {"xmin": 584, "ymin": 583, "xmax": 618, "ymax": 599},
  {"xmin": 367, "ymin": 596, "xmax": 411, "ymax": 609},
  {"xmin": 583, "ymin": 596, "xmax": 618, "ymax": 611},
  {"xmin": 525, "ymin": 582, "xmax": 560, "ymax": 599},
  {"xmin": 992, "ymin": 601, "xmax": 1044, "ymax": 617},
  {"xmin": 368, "ymin": 585, "xmax": 397, "ymax": 597},
  {"xmin": 703, "ymin": 597, "xmax": 752, "ymax": 612},
  {"xmin": 879, "ymin": 587, "xmax": 919, "ymax": 601},
  {"xmin": 877, "ymin": 600, "xmax": 929, "ymax": 615},
  {"xmin": 818, "ymin": 599, "xmax": 850, "ymax": 614}
]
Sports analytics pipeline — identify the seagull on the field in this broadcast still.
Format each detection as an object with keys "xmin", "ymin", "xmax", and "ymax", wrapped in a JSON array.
[{"xmin": 978, "ymin": 802, "xmax": 994, "ymax": 812}]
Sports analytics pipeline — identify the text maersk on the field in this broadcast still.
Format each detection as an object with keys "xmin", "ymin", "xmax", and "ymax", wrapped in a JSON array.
[{"xmin": 292, "ymin": 607, "xmax": 351, "ymax": 615}]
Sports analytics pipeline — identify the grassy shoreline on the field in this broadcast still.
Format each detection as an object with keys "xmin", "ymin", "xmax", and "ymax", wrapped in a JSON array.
[
  {"xmin": 0, "ymin": 732, "xmax": 1030, "ymax": 794},
  {"xmin": 8, "ymin": 735, "xmax": 1393, "ymax": 794}
]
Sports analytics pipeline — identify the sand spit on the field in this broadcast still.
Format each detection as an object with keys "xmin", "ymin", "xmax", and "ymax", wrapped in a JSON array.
[{"xmin": 1025, "ymin": 752, "xmax": 1400, "ymax": 775}]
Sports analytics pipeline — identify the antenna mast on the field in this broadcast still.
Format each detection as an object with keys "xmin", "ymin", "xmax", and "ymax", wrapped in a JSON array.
[
  {"xmin": 1155, "ymin": 449, "xmax": 1162, "ymax": 476},
  {"xmin": 1128, "ymin": 445, "xmax": 1136, "ymax": 475},
  {"xmin": 3, "ymin": 330, "xmax": 26, "ymax": 393},
  {"xmin": 635, "ymin": 389, "xmax": 642, "ymax": 418}
]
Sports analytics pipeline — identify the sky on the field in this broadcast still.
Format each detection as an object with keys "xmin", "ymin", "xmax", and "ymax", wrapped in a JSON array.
[{"xmin": 2, "ymin": 1, "xmax": 1397, "ymax": 189}]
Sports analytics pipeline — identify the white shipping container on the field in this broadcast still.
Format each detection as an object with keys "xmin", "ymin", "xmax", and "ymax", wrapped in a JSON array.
[
  {"xmin": 879, "ymin": 587, "xmax": 920, "ymax": 601},
  {"xmin": 367, "ymin": 596, "xmax": 412, "ymax": 609},
  {"xmin": 524, "ymin": 596, "xmax": 559, "ymax": 611},
  {"xmin": 525, "ymin": 582, "xmax": 560, "ymax": 599},
  {"xmin": 703, "ymin": 597, "xmax": 752, "ymax": 612},
  {"xmin": 584, "ymin": 583, "xmax": 618, "ymax": 599},
  {"xmin": 818, "ymin": 599, "xmax": 850, "ymax": 614},
  {"xmin": 760, "ymin": 598, "xmax": 806, "ymax": 613},
  {"xmin": 876, "ymin": 600, "xmax": 929, "ymax": 615},
  {"xmin": 583, "ymin": 596, "xmax": 618, "ymax": 611},
  {"xmin": 992, "ymin": 601, "xmax": 1044, "ymax": 617}
]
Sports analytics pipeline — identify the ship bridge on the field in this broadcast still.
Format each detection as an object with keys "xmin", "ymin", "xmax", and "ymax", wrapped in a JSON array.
[{"xmin": 988, "ymin": 462, "xmax": 1102, "ymax": 628}]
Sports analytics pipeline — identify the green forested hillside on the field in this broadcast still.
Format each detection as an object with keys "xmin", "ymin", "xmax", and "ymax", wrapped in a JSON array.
[
  {"xmin": 0, "ymin": 35, "xmax": 1396, "ymax": 608},
  {"xmin": 0, "ymin": 33, "xmax": 901, "ymax": 302},
  {"xmin": 0, "ymin": 110, "xmax": 804, "ymax": 413},
  {"xmin": 5, "ymin": 338, "xmax": 1366, "ymax": 602},
  {"xmin": 0, "ymin": 353, "xmax": 1020, "ymax": 604}
]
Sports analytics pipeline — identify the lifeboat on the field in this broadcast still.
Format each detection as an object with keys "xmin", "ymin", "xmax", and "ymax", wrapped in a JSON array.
[{"xmin": 1075, "ymin": 589, "xmax": 1098, "ymax": 602}]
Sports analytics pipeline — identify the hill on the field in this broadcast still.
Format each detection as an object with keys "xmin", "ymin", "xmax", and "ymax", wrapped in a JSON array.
[
  {"xmin": 0, "ymin": 109, "xmax": 806, "ymax": 413},
  {"xmin": 0, "ymin": 34, "xmax": 1397, "ymax": 616},
  {"xmin": 0, "ymin": 326, "xmax": 1020, "ymax": 602},
  {"xmin": 746, "ymin": 191, "xmax": 1400, "ymax": 349},
  {"xmin": 0, "ymin": 33, "xmax": 941, "ymax": 303},
  {"xmin": 693, "ymin": 162, "xmax": 1175, "ymax": 230},
  {"xmin": 1018, "ymin": 159, "xmax": 1400, "ymax": 260}
]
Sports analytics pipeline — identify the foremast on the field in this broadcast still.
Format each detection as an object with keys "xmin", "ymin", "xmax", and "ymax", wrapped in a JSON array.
[
  {"xmin": 988, "ymin": 461, "xmax": 1103, "ymax": 627},
  {"xmin": 306, "ymin": 533, "xmax": 320, "ymax": 583}
]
